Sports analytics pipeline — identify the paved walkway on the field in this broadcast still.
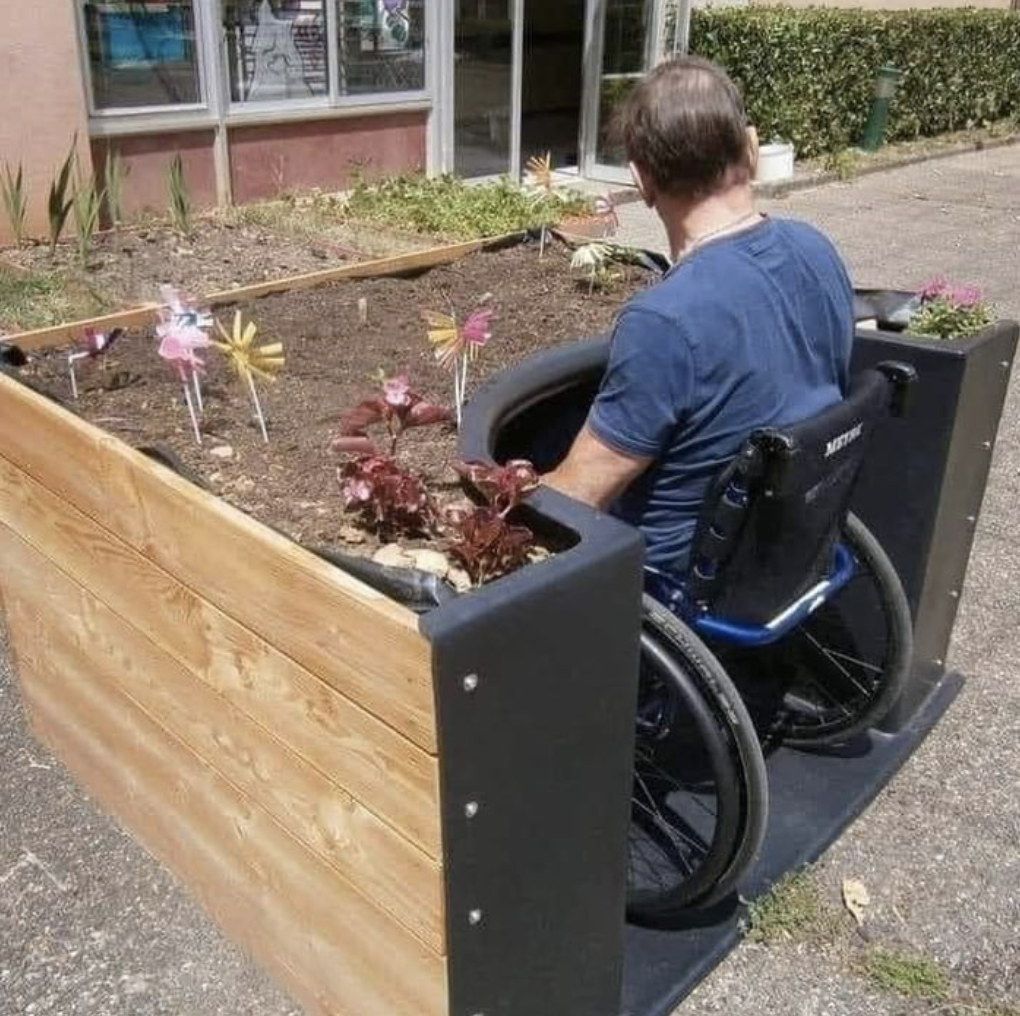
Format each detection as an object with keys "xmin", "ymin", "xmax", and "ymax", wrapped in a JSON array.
[{"xmin": 2, "ymin": 147, "xmax": 1018, "ymax": 1016}]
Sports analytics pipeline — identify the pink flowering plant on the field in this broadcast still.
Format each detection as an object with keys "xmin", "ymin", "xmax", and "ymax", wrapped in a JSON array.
[
  {"xmin": 907, "ymin": 277, "xmax": 994, "ymax": 340},
  {"xmin": 337, "ymin": 454, "xmax": 435, "ymax": 538},
  {"xmin": 331, "ymin": 373, "xmax": 453, "ymax": 457},
  {"xmin": 331, "ymin": 374, "xmax": 452, "ymax": 537},
  {"xmin": 443, "ymin": 460, "xmax": 541, "ymax": 584}
]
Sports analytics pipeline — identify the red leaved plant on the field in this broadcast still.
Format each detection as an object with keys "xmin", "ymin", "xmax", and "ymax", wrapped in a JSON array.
[
  {"xmin": 338, "ymin": 455, "xmax": 434, "ymax": 537},
  {"xmin": 443, "ymin": 460, "xmax": 541, "ymax": 584},
  {"xmin": 331, "ymin": 374, "xmax": 453, "ymax": 457}
]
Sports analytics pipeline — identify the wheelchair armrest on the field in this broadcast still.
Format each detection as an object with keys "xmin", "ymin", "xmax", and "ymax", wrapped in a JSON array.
[{"xmin": 875, "ymin": 360, "xmax": 917, "ymax": 419}]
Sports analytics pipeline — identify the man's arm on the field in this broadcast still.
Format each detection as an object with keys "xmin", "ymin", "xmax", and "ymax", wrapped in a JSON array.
[{"xmin": 543, "ymin": 425, "xmax": 651, "ymax": 511}]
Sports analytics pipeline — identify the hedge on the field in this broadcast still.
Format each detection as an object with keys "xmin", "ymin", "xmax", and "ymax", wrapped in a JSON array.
[{"xmin": 688, "ymin": 7, "xmax": 1020, "ymax": 158}]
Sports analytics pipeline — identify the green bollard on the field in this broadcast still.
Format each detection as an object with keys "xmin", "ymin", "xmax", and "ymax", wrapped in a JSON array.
[{"xmin": 859, "ymin": 64, "xmax": 903, "ymax": 152}]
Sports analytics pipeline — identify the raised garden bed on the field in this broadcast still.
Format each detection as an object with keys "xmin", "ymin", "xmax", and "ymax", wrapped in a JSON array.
[
  {"xmin": 13, "ymin": 238, "xmax": 649, "ymax": 558},
  {"xmin": 0, "ymin": 234, "xmax": 647, "ymax": 1016}
]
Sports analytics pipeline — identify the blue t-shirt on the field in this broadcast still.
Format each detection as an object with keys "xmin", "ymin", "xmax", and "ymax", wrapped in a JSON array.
[{"xmin": 587, "ymin": 216, "xmax": 854, "ymax": 572}]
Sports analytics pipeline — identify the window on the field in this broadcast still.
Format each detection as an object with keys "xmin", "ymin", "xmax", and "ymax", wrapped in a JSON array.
[
  {"xmin": 225, "ymin": 0, "xmax": 330, "ymax": 104},
  {"xmin": 337, "ymin": 0, "xmax": 425, "ymax": 96},
  {"xmin": 82, "ymin": 1, "xmax": 203, "ymax": 111}
]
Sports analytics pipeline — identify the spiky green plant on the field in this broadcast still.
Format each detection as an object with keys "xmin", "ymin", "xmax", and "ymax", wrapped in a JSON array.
[
  {"xmin": 167, "ymin": 153, "xmax": 192, "ymax": 236},
  {"xmin": 1, "ymin": 162, "xmax": 27, "ymax": 248},
  {"xmin": 48, "ymin": 140, "xmax": 77, "ymax": 255},
  {"xmin": 103, "ymin": 148, "xmax": 127, "ymax": 228},
  {"xmin": 72, "ymin": 174, "xmax": 105, "ymax": 269}
]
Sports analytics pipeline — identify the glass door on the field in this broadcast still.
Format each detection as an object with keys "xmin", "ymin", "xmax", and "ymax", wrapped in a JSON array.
[
  {"xmin": 580, "ymin": 0, "xmax": 664, "ymax": 182},
  {"xmin": 453, "ymin": 0, "xmax": 520, "ymax": 178}
]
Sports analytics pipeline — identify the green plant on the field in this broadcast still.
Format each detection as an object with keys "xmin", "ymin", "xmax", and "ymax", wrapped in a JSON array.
[
  {"xmin": 570, "ymin": 242, "xmax": 615, "ymax": 294},
  {"xmin": 824, "ymin": 148, "xmax": 863, "ymax": 181},
  {"xmin": 689, "ymin": 6, "xmax": 1020, "ymax": 158},
  {"xmin": 1, "ymin": 161, "xmax": 27, "ymax": 248},
  {"xmin": 167, "ymin": 153, "xmax": 192, "ymax": 235},
  {"xmin": 0, "ymin": 266, "xmax": 108, "ymax": 331},
  {"xmin": 72, "ymin": 175, "xmax": 105, "ymax": 269},
  {"xmin": 103, "ymin": 149, "xmax": 127, "ymax": 227},
  {"xmin": 344, "ymin": 173, "xmax": 591, "ymax": 241},
  {"xmin": 747, "ymin": 869, "xmax": 846, "ymax": 945},
  {"xmin": 907, "ymin": 277, "xmax": 994, "ymax": 339},
  {"xmin": 47, "ymin": 140, "xmax": 77, "ymax": 255},
  {"xmin": 861, "ymin": 947, "xmax": 950, "ymax": 1000}
]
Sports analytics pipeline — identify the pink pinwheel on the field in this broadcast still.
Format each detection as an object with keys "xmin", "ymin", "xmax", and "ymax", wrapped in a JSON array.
[
  {"xmin": 157, "ymin": 319, "xmax": 211, "ymax": 445},
  {"xmin": 158, "ymin": 284, "xmax": 213, "ymax": 332},
  {"xmin": 67, "ymin": 327, "xmax": 124, "ymax": 400},
  {"xmin": 423, "ymin": 302, "xmax": 495, "ymax": 426},
  {"xmin": 158, "ymin": 323, "xmax": 210, "ymax": 378},
  {"xmin": 593, "ymin": 194, "xmax": 620, "ymax": 237}
]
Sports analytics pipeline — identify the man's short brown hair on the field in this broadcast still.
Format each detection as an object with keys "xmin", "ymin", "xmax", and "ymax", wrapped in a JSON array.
[{"xmin": 615, "ymin": 57, "xmax": 752, "ymax": 200}]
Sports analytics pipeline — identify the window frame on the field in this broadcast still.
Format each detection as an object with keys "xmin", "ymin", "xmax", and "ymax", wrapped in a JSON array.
[
  {"xmin": 76, "ymin": 0, "xmax": 213, "ymax": 118},
  {"xmin": 79, "ymin": 0, "xmax": 434, "ymax": 134}
]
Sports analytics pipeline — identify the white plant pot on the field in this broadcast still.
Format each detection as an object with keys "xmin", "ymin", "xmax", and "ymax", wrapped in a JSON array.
[{"xmin": 755, "ymin": 142, "xmax": 795, "ymax": 184}]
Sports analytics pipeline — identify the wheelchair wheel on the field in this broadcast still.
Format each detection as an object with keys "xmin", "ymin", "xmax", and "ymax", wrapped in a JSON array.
[
  {"xmin": 627, "ymin": 596, "xmax": 769, "ymax": 922},
  {"xmin": 774, "ymin": 513, "xmax": 912, "ymax": 748}
]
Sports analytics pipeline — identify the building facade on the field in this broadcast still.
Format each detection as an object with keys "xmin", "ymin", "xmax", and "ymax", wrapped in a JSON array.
[{"xmin": 0, "ymin": 0, "xmax": 669, "ymax": 236}]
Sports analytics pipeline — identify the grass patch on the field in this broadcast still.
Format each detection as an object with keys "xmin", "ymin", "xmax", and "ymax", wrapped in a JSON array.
[
  {"xmin": 747, "ymin": 870, "xmax": 846, "ymax": 946},
  {"xmin": 0, "ymin": 264, "xmax": 109, "ymax": 333},
  {"xmin": 861, "ymin": 946, "xmax": 951, "ymax": 1000}
]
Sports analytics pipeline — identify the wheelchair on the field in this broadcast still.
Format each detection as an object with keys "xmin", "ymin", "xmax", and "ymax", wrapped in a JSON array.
[
  {"xmin": 626, "ymin": 361, "xmax": 916, "ymax": 923},
  {"xmin": 300, "ymin": 357, "xmax": 917, "ymax": 926}
]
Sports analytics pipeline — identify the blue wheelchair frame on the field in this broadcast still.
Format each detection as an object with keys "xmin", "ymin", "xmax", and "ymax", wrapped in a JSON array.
[{"xmin": 645, "ymin": 541, "xmax": 856, "ymax": 649}]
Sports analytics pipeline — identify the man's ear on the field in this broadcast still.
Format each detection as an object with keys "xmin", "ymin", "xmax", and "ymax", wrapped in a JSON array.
[
  {"xmin": 746, "ymin": 125, "xmax": 760, "ymax": 177},
  {"xmin": 628, "ymin": 161, "xmax": 655, "ymax": 208}
]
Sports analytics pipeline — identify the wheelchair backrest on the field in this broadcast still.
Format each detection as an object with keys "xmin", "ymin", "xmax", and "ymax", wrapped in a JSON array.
[{"xmin": 684, "ymin": 364, "xmax": 911, "ymax": 625}]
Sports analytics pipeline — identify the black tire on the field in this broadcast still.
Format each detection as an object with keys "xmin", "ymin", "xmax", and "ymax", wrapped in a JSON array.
[
  {"xmin": 772, "ymin": 513, "xmax": 912, "ymax": 748},
  {"xmin": 627, "ymin": 596, "xmax": 769, "ymax": 921}
]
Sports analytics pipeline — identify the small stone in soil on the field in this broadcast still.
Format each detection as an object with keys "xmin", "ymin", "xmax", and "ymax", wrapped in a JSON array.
[
  {"xmin": 339, "ymin": 525, "xmax": 366, "ymax": 545},
  {"xmin": 447, "ymin": 567, "xmax": 473, "ymax": 593},
  {"xmin": 408, "ymin": 549, "xmax": 450, "ymax": 577},
  {"xmin": 209, "ymin": 445, "xmax": 234, "ymax": 459},
  {"xmin": 373, "ymin": 544, "xmax": 416, "ymax": 569}
]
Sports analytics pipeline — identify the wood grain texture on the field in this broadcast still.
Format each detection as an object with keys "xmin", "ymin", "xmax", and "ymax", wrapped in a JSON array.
[
  {"xmin": 14, "ymin": 650, "xmax": 448, "ymax": 1016},
  {"xmin": 0, "ymin": 374, "xmax": 437, "ymax": 751},
  {"xmin": 0, "ymin": 523, "xmax": 445, "ymax": 952},
  {"xmin": 6, "ymin": 303, "xmax": 162, "ymax": 350},
  {"xmin": 201, "ymin": 237, "xmax": 488, "ymax": 305},
  {"xmin": 0, "ymin": 454, "xmax": 441, "ymax": 857}
]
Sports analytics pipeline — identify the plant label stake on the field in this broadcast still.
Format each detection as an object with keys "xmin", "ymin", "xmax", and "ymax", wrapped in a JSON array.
[{"xmin": 213, "ymin": 310, "xmax": 285, "ymax": 443}]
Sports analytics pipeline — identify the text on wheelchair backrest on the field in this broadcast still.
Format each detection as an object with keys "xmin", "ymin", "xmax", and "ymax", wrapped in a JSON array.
[{"xmin": 824, "ymin": 422, "xmax": 864, "ymax": 458}]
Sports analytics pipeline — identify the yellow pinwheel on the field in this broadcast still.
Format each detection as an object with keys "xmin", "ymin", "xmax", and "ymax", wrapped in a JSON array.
[
  {"xmin": 214, "ymin": 310, "xmax": 284, "ymax": 383},
  {"xmin": 213, "ymin": 310, "xmax": 285, "ymax": 442}
]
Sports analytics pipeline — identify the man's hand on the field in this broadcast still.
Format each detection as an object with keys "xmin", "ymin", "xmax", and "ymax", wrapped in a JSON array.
[{"xmin": 542, "ymin": 425, "xmax": 651, "ymax": 511}]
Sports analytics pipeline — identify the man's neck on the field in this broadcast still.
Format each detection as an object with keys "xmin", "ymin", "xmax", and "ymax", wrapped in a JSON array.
[{"xmin": 659, "ymin": 184, "xmax": 758, "ymax": 263}]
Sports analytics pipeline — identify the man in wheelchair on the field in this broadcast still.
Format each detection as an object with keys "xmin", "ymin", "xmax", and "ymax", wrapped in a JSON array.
[{"xmin": 544, "ymin": 57, "xmax": 914, "ymax": 922}]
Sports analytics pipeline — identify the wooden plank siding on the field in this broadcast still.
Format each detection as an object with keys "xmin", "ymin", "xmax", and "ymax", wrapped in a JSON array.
[
  {"xmin": 0, "ymin": 523, "xmax": 444, "ymax": 953},
  {"xmin": 13, "ymin": 628, "xmax": 447, "ymax": 1016},
  {"xmin": 0, "ymin": 453, "xmax": 441, "ymax": 857},
  {"xmin": 0, "ymin": 374, "xmax": 437, "ymax": 751}
]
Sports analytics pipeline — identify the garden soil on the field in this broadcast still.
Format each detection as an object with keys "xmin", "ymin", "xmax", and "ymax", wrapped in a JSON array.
[{"xmin": 19, "ymin": 240, "xmax": 652, "ymax": 561}]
